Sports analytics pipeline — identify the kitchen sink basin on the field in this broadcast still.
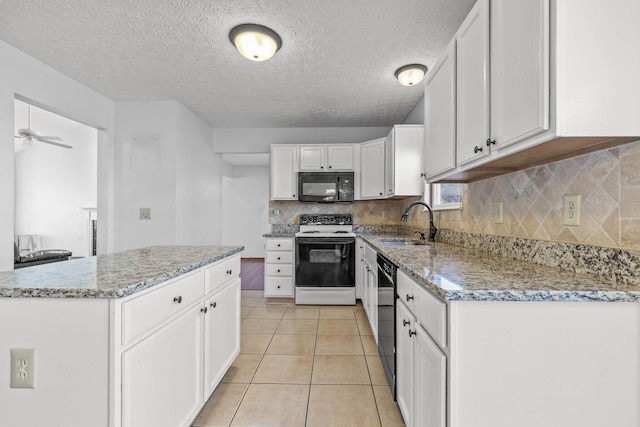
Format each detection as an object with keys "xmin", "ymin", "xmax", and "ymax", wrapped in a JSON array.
[{"xmin": 379, "ymin": 239, "xmax": 431, "ymax": 246}]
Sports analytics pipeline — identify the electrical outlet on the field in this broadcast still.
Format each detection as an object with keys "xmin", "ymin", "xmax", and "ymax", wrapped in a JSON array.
[
  {"xmin": 10, "ymin": 348, "xmax": 35, "ymax": 389},
  {"xmin": 494, "ymin": 202, "xmax": 504, "ymax": 224},
  {"xmin": 563, "ymin": 194, "xmax": 581, "ymax": 226},
  {"xmin": 139, "ymin": 208, "xmax": 151, "ymax": 220}
]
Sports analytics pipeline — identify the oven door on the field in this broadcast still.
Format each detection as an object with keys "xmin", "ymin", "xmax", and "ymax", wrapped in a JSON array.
[{"xmin": 295, "ymin": 237, "xmax": 355, "ymax": 288}]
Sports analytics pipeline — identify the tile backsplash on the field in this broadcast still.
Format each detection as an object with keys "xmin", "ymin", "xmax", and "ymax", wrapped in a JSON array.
[{"xmin": 269, "ymin": 139, "xmax": 640, "ymax": 252}]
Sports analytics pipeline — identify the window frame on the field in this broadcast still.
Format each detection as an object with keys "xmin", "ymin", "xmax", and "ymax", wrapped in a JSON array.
[{"xmin": 424, "ymin": 183, "xmax": 462, "ymax": 211}]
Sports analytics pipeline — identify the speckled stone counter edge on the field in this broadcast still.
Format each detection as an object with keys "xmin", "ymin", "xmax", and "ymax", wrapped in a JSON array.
[{"xmin": 0, "ymin": 246, "xmax": 244, "ymax": 299}]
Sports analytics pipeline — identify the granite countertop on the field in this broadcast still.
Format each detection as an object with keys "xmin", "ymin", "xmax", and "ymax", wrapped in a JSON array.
[
  {"xmin": 263, "ymin": 233, "xmax": 295, "ymax": 238},
  {"xmin": 0, "ymin": 245, "xmax": 244, "ymax": 299},
  {"xmin": 359, "ymin": 234, "xmax": 640, "ymax": 303}
]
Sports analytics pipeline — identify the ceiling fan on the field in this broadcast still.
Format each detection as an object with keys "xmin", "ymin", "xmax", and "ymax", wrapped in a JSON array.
[{"xmin": 14, "ymin": 104, "xmax": 73, "ymax": 149}]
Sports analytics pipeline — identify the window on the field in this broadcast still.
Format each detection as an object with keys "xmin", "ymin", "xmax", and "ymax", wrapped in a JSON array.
[{"xmin": 424, "ymin": 183, "xmax": 463, "ymax": 210}]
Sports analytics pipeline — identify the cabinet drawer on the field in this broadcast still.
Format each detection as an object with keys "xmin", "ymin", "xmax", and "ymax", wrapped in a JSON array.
[
  {"xmin": 397, "ymin": 270, "xmax": 447, "ymax": 349},
  {"xmin": 266, "ymin": 238, "xmax": 293, "ymax": 251},
  {"xmin": 265, "ymin": 277, "xmax": 294, "ymax": 296},
  {"xmin": 265, "ymin": 264, "xmax": 293, "ymax": 277},
  {"xmin": 266, "ymin": 251, "xmax": 293, "ymax": 264},
  {"xmin": 205, "ymin": 255, "xmax": 241, "ymax": 294},
  {"xmin": 122, "ymin": 271, "xmax": 205, "ymax": 346}
]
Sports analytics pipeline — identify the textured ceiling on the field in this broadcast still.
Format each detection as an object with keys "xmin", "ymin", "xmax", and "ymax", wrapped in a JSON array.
[{"xmin": 0, "ymin": 0, "xmax": 476, "ymax": 128}]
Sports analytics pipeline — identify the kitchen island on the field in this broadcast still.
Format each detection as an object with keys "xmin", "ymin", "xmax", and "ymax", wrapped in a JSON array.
[
  {"xmin": 0, "ymin": 245, "xmax": 243, "ymax": 427},
  {"xmin": 358, "ymin": 233, "xmax": 640, "ymax": 427}
]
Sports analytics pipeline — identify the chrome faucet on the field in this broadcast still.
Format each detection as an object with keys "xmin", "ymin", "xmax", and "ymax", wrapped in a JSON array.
[{"xmin": 401, "ymin": 201, "xmax": 437, "ymax": 242}]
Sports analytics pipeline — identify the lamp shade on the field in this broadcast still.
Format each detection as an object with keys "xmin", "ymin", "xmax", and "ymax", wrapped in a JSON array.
[
  {"xmin": 229, "ymin": 24, "xmax": 282, "ymax": 61},
  {"xmin": 395, "ymin": 64, "xmax": 428, "ymax": 86}
]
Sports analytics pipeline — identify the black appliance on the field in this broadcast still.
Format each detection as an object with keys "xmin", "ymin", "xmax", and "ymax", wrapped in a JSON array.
[
  {"xmin": 297, "ymin": 171, "xmax": 355, "ymax": 203},
  {"xmin": 377, "ymin": 253, "xmax": 397, "ymax": 398}
]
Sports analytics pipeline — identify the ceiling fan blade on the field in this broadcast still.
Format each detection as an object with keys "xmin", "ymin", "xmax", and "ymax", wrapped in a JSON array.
[
  {"xmin": 36, "ymin": 135, "xmax": 63, "ymax": 141},
  {"xmin": 39, "ymin": 139, "xmax": 73, "ymax": 149}
]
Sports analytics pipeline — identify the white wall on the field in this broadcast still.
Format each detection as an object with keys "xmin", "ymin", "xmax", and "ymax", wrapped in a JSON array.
[
  {"xmin": 113, "ymin": 100, "xmax": 228, "ymax": 251},
  {"xmin": 213, "ymin": 127, "xmax": 392, "ymax": 153},
  {"xmin": 0, "ymin": 40, "xmax": 114, "ymax": 271},
  {"xmin": 403, "ymin": 95, "xmax": 424, "ymax": 124},
  {"xmin": 221, "ymin": 166, "xmax": 270, "ymax": 257},
  {"xmin": 14, "ymin": 122, "xmax": 97, "ymax": 257},
  {"xmin": 175, "ymin": 103, "xmax": 223, "ymax": 245}
]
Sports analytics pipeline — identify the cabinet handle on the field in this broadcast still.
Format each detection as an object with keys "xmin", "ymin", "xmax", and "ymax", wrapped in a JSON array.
[
  {"xmin": 403, "ymin": 319, "xmax": 410, "ymax": 327},
  {"xmin": 173, "ymin": 296, "xmax": 182, "ymax": 304},
  {"xmin": 379, "ymin": 192, "xmax": 383, "ymax": 196},
  {"xmin": 474, "ymin": 145, "xmax": 483, "ymax": 154},
  {"xmin": 292, "ymin": 194, "xmax": 296, "ymax": 198},
  {"xmin": 486, "ymin": 138, "xmax": 496, "ymax": 147},
  {"xmin": 408, "ymin": 330, "xmax": 416, "ymax": 337},
  {"xmin": 210, "ymin": 302, "xmax": 217, "ymax": 308},
  {"xmin": 420, "ymin": 172, "xmax": 426, "ymax": 178},
  {"xmin": 226, "ymin": 269, "xmax": 233, "ymax": 275},
  {"xmin": 277, "ymin": 257, "xmax": 281, "ymax": 260},
  {"xmin": 277, "ymin": 244, "xmax": 281, "ymax": 247},
  {"xmin": 320, "ymin": 166, "xmax": 324, "ymax": 169},
  {"xmin": 201, "ymin": 306, "xmax": 208, "ymax": 314},
  {"xmin": 277, "ymin": 269, "xmax": 281, "ymax": 273},
  {"xmin": 277, "ymin": 285, "xmax": 281, "ymax": 289},
  {"xmin": 406, "ymin": 294, "xmax": 414, "ymax": 302},
  {"xmin": 388, "ymin": 189, "xmax": 393, "ymax": 192},
  {"xmin": 328, "ymin": 165, "xmax": 332, "ymax": 169}
]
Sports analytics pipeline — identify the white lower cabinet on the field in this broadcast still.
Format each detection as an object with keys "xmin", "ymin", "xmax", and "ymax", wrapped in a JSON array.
[
  {"xmin": 396, "ymin": 300, "xmax": 416, "ymax": 426},
  {"xmin": 363, "ymin": 242, "xmax": 378, "ymax": 341},
  {"xmin": 414, "ymin": 324, "xmax": 446, "ymax": 427},
  {"xmin": 204, "ymin": 278, "xmax": 241, "ymax": 397},
  {"xmin": 264, "ymin": 237, "xmax": 294, "ymax": 297},
  {"xmin": 122, "ymin": 304, "xmax": 204, "ymax": 427}
]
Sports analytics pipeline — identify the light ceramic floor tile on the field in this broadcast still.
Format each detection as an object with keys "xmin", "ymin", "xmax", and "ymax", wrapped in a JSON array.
[
  {"xmin": 240, "ymin": 307, "xmax": 252, "ymax": 320},
  {"xmin": 361, "ymin": 335, "xmax": 379, "ymax": 355},
  {"xmin": 256, "ymin": 297, "xmax": 295, "ymax": 307},
  {"xmin": 306, "ymin": 385, "xmax": 381, "ymax": 427},
  {"xmin": 317, "ymin": 319, "xmax": 359, "ymax": 335},
  {"xmin": 240, "ymin": 318, "xmax": 279, "ymax": 334},
  {"xmin": 357, "ymin": 318, "xmax": 373, "ymax": 335},
  {"xmin": 373, "ymin": 385, "xmax": 406, "ymax": 427},
  {"xmin": 221, "ymin": 354, "xmax": 262, "ymax": 383},
  {"xmin": 240, "ymin": 334, "xmax": 272, "ymax": 355},
  {"xmin": 366, "ymin": 355, "xmax": 388, "ymax": 386},
  {"xmin": 241, "ymin": 290, "xmax": 264, "ymax": 299},
  {"xmin": 240, "ymin": 297, "xmax": 262, "ymax": 308},
  {"xmin": 275, "ymin": 319, "xmax": 318, "ymax": 335},
  {"xmin": 266, "ymin": 334, "xmax": 316, "ymax": 355},
  {"xmin": 246, "ymin": 306, "xmax": 287, "ymax": 320},
  {"xmin": 319, "ymin": 306, "xmax": 356, "ymax": 319},
  {"xmin": 252, "ymin": 355, "xmax": 313, "ymax": 384},
  {"xmin": 311, "ymin": 355, "xmax": 371, "ymax": 385},
  {"xmin": 315, "ymin": 335, "xmax": 364, "ymax": 355},
  {"xmin": 230, "ymin": 383, "xmax": 309, "ymax": 427},
  {"xmin": 355, "ymin": 309, "xmax": 369, "ymax": 321},
  {"xmin": 283, "ymin": 307, "xmax": 320, "ymax": 320},
  {"xmin": 192, "ymin": 383, "xmax": 248, "ymax": 427}
]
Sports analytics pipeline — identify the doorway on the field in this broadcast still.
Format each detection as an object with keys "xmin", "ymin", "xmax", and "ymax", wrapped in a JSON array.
[{"xmin": 13, "ymin": 98, "xmax": 98, "ymax": 263}]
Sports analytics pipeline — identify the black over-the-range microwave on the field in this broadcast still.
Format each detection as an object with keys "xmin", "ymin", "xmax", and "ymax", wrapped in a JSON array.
[{"xmin": 297, "ymin": 172, "xmax": 355, "ymax": 203}]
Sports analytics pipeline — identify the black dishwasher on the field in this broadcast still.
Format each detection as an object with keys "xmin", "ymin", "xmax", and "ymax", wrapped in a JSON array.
[{"xmin": 377, "ymin": 253, "xmax": 397, "ymax": 399}]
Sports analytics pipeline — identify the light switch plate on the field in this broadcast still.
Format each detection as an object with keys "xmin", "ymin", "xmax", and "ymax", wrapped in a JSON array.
[
  {"xmin": 563, "ymin": 194, "xmax": 581, "ymax": 226},
  {"xmin": 139, "ymin": 208, "xmax": 151, "ymax": 220},
  {"xmin": 10, "ymin": 348, "xmax": 36, "ymax": 389}
]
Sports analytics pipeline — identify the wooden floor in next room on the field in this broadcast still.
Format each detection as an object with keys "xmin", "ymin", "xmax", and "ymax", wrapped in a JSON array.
[{"xmin": 191, "ymin": 258, "xmax": 405, "ymax": 427}]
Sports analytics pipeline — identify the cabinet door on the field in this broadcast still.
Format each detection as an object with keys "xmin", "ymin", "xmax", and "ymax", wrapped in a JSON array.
[
  {"xmin": 491, "ymin": 0, "xmax": 549, "ymax": 148},
  {"xmin": 385, "ymin": 128, "xmax": 395, "ymax": 197},
  {"xmin": 355, "ymin": 239, "xmax": 365, "ymax": 299},
  {"xmin": 393, "ymin": 126, "xmax": 424, "ymax": 196},
  {"xmin": 456, "ymin": 0, "xmax": 491, "ymax": 166},
  {"xmin": 122, "ymin": 305, "xmax": 203, "ymax": 427},
  {"xmin": 424, "ymin": 39, "xmax": 457, "ymax": 179},
  {"xmin": 299, "ymin": 145, "xmax": 326, "ymax": 171},
  {"xmin": 414, "ymin": 325, "xmax": 447, "ymax": 427},
  {"xmin": 204, "ymin": 278, "xmax": 241, "ymax": 397},
  {"xmin": 327, "ymin": 144, "xmax": 354, "ymax": 170},
  {"xmin": 270, "ymin": 145, "xmax": 298, "ymax": 200},
  {"xmin": 360, "ymin": 138, "xmax": 386, "ymax": 199},
  {"xmin": 396, "ymin": 301, "xmax": 415, "ymax": 427}
]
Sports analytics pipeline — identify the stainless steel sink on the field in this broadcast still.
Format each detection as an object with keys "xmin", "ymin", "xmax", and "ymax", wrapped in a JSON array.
[{"xmin": 379, "ymin": 239, "xmax": 430, "ymax": 246}]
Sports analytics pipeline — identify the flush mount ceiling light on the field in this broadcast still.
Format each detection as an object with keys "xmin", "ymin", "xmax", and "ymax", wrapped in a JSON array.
[
  {"xmin": 229, "ymin": 24, "xmax": 282, "ymax": 62},
  {"xmin": 395, "ymin": 64, "xmax": 428, "ymax": 86}
]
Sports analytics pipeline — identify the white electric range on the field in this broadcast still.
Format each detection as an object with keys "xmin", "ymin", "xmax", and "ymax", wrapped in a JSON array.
[{"xmin": 294, "ymin": 214, "xmax": 356, "ymax": 305}]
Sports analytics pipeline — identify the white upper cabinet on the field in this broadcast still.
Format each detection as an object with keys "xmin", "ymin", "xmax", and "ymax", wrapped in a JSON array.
[
  {"xmin": 424, "ymin": 39, "xmax": 457, "ymax": 180},
  {"xmin": 299, "ymin": 144, "xmax": 354, "ymax": 171},
  {"xmin": 360, "ymin": 138, "xmax": 386, "ymax": 199},
  {"xmin": 456, "ymin": 0, "xmax": 491, "ymax": 166},
  {"xmin": 386, "ymin": 125, "xmax": 424, "ymax": 197},
  {"xmin": 270, "ymin": 145, "xmax": 298, "ymax": 200},
  {"xmin": 426, "ymin": 0, "xmax": 640, "ymax": 183},
  {"xmin": 490, "ymin": 0, "xmax": 549, "ymax": 149}
]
